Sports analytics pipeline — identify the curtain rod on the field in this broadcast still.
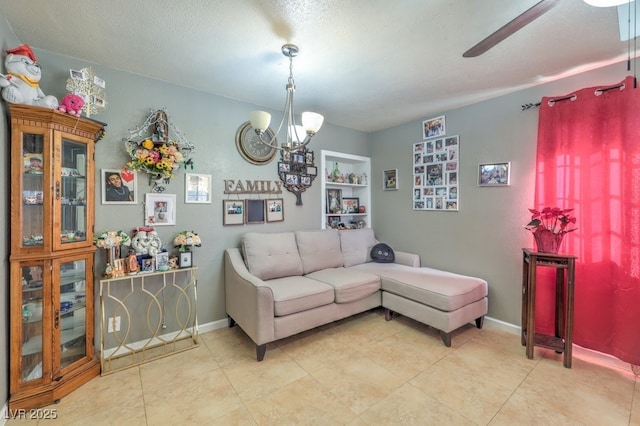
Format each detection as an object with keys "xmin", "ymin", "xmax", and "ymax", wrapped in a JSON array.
[{"xmin": 521, "ymin": 82, "xmax": 627, "ymax": 111}]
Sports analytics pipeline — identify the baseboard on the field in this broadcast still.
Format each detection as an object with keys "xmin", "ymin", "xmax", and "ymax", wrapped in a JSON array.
[
  {"xmin": 198, "ymin": 317, "xmax": 229, "ymax": 334},
  {"xmin": 484, "ymin": 316, "xmax": 520, "ymax": 334},
  {"xmin": 482, "ymin": 316, "xmax": 635, "ymax": 375}
]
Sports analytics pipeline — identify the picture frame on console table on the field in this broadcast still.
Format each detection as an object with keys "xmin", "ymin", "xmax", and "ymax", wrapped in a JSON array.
[{"xmin": 179, "ymin": 251, "xmax": 192, "ymax": 268}]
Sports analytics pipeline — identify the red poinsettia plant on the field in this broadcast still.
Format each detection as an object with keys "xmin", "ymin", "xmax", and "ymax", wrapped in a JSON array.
[{"xmin": 525, "ymin": 207, "xmax": 578, "ymax": 235}]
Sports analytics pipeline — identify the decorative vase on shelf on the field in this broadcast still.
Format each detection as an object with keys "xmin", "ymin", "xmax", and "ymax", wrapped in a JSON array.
[
  {"xmin": 533, "ymin": 228, "xmax": 564, "ymax": 253},
  {"xmin": 332, "ymin": 162, "xmax": 340, "ymax": 181}
]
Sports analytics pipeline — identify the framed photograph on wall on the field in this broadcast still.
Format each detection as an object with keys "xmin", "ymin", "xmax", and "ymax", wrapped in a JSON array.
[
  {"xmin": 246, "ymin": 199, "xmax": 265, "ymax": 224},
  {"xmin": 422, "ymin": 115, "xmax": 446, "ymax": 140},
  {"xmin": 223, "ymin": 200, "xmax": 244, "ymax": 225},
  {"xmin": 383, "ymin": 169, "xmax": 398, "ymax": 191},
  {"xmin": 185, "ymin": 173, "xmax": 211, "ymax": 203},
  {"xmin": 266, "ymin": 198, "xmax": 284, "ymax": 222},
  {"xmin": 144, "ymin": 193, "xmax": 176, "ymax": 226},
  {"xmin": 478, "ymin": 162, "xmax": 511, "ymax": 186},
  {"xmin": 101, "ymin": 168, "xmax": 137, "ymax": 204}
]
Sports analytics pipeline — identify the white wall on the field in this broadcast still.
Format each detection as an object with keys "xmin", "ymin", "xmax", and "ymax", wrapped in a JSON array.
[{"xmin": 370, "ymin": 61, "xmax": 630, "ymax": 325}]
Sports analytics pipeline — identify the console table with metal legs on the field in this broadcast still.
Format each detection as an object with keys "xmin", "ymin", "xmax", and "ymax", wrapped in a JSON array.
[
  {"xmin": 99, "ymin": 267, "xmax": 199, "ymax": 374},
  {"xmin": 521, "ymin": 249, "xmax": 577, "ymax": 368}
]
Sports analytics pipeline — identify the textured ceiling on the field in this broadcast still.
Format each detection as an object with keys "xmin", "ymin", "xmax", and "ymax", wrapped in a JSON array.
[{"xmin": 0, "ymin": 0, "xmax": 632, "ymax": 132}]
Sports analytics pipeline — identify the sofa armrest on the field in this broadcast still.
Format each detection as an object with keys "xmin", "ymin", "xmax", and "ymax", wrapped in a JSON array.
[
  {"xmin": 224, "ymin": 248, "xmax": 275, "ymax": 345},
  {"xmin": 394, "ymin": 251, "xmax": 421, "ymax": 267}
]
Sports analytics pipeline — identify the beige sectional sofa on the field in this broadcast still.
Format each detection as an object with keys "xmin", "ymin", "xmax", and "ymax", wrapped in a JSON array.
[{"xmin": 224, "ymin": 228, "xmax": 488, "ymax": 361}]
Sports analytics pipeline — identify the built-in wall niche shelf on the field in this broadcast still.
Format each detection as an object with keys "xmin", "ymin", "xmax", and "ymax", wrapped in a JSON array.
[{"xmin": 320, "ymin": 150, "xmax": 371, "ymax": 230}]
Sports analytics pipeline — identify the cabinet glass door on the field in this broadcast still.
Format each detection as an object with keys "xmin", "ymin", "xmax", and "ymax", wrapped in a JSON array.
[
  {"xmin": 58, "ymin": 137, "xmax": 88, "ymax": 247},
  {"xmin": 56, "ymin": 257, "xmax": 88, "ymax": 371},
  {"xmin": 20, "ymin": 262, "xmax": 46, "ymax": 383},
  {"xmin": 21, "ymin": 132, "xmax": 45, "ymax": 248}
]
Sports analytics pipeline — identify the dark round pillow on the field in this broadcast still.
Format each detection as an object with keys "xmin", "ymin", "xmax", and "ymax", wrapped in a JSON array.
[{"xmin": 370, "ymin": 243, "xmax": 395, "ymax": 263}]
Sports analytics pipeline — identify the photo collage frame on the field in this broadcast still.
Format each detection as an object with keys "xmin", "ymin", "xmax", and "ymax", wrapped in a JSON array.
[{"xmin": 413, "ymin": 132, "xmax": 459, "ymax": 211}]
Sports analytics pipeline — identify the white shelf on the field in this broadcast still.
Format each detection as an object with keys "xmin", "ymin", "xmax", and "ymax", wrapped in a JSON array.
[{"xmin": 320, "ymin": 150, "xmax": 371, "ymax": 229}]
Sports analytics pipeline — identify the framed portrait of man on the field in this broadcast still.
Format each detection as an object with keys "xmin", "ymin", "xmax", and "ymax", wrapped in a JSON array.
[{"xmin": 102, "ymin": 169, "xmax": 137, "ymax": 204}]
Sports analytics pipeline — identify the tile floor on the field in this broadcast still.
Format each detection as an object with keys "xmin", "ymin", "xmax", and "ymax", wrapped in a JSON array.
[{"xmin": 6, "ymin": 308, "xmax": 639, "ymax": 425}]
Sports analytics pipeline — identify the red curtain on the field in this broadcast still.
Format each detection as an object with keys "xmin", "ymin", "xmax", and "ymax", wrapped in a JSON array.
[{"xmin": 534, "ymin": 75, "xmax": 640, "ymax": 366}]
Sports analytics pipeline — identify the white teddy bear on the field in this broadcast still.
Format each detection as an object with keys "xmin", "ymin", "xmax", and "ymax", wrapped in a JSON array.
[
  {"xmin": 131, "ymin": 230, "xmax": 162, "ymax": 257},
  {"xmin": 0, "ymin": 45, "xmax": 58, "ymax": 109}
]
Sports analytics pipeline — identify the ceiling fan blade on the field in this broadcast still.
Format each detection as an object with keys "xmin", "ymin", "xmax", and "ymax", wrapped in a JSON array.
[{"xmin": 463, "ymin": 0, "xmax": 560, "ymax": 58}]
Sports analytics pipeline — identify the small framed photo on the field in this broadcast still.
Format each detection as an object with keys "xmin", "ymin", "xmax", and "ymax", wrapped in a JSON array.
[
  {"xmin": 327, "ymin": 215, "xmax": 341, "ymax": 228},
  {"xmin": 305, "ymin": 151, "xmax": 314, "ymax": 165},
  {"xmin": 155, "ymin": 252, "xmax": 169, "ymax": 271},
  {"xmin": 102, "ymin": 169, "xmax": 137, "ymax": 204},
  {"xmin": 423, "ymin": 115, "xmax": 446, "ymax": 140},
  {"xmin": 185, "ymin": 173, "xmax": 211, "ymax": 203},
  {"xmin": 300, "ymin": 175, "xmax": 312, "ymax": 186},
  {"xmin": 285, "ymin": 174, "xmax": 298, "ymax": 185},
  {"xmin": 292, "ymin": 153, "xmax": 305, "ymax": 164},
  {"xmin": 326, "ymin": 189, "xmax": 342, "ymax": 214},
  {"xmin": 266, "ymin": 199, "xmax": 284, "ymax": 222},
  {"xmin": 142, "ymin": 257, "xmax": 155, "ymax": 273},
  {"xmin": 145, "ymin": 193, "xmax": 176, "ymax": 226},
  {"xmin": 278, "ymin": 162, "xmax": 290, "ymax": 173},
  {"xmin": 305, "ymin": 166, "xmax": 317, "ymax": 176},
  {"xmin": 383, "ymin": 169, "xmax": 398, "ymax": 191},
  {"xmin": 179, "ymin": 251, "xmax": 192, "ymax": 268},
  {"xmin": 223, "ymin": 200, "xmax": 244, "ymax": 225},
  {"xmin": 23, "ymin": 153, "xmax": 44, "ymax": 174},
  {"xmin": 246, "ymin": 199, "xmax": 265, "ymax": 224},
  {"xmin": 478, "ymin": 162, "xmax": 511, "ymax": 186},
  {"xmin": 342, "ymin": 197, "xmax": 360, "ymax": 214}
]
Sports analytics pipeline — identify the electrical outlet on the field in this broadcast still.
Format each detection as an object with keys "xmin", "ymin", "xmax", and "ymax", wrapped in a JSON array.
[{"xmin": 107, "ymin": 316, "xmax": 121, "ymax": 333}]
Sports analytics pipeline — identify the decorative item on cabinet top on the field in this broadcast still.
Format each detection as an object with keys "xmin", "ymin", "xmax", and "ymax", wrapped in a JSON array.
[
  {"xmin": 65, "ymin": 66, "xmax": 107, "ymax": 117},
  {"xmin": 123, "ymin": 109, "xmax": 194, "ymax": 192}
]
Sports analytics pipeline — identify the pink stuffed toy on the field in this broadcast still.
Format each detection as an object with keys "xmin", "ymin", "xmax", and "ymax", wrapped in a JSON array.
[{"xmin": 58, "ymin": 94, "xmax": 84, "ymax": 117}]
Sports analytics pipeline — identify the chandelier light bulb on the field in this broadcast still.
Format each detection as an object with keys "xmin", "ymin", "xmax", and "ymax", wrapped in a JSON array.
[{"xmin": 249, "ymin": 111, "xmax": 271, "ymax": 132}]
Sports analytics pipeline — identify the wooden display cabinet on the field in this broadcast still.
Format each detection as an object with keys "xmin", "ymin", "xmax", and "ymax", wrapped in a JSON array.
[{"xmin": 8, "ymin": 104, "xmax": 106, "ymax": 409}]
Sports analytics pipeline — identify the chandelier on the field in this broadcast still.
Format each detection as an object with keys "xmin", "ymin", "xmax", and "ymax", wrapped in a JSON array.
[{"xmin": 249, "ymin": 44, "xmax": 324, "ymax": 152}]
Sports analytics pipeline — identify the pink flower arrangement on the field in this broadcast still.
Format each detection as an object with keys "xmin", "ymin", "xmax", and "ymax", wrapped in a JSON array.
[{"xmin": 525, "ymin": 207, "xmax": 577, "ymax": 235}]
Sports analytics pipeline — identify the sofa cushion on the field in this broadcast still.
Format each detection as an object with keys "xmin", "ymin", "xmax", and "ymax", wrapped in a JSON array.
[
  {"xmin": 295, "ymin": 229, "xmax": 344, "ymax": 274},
  {"xmin": 339, "ymin": 228, "xmax": 377, "ymax": 267},
  {"xmin": 351, "ymin": 263, "xmax": 487, "ymax": 312},
  {"xmin": 242, "ymin": 232, "xmax": 303, "ymax": 280},
  {"xmin": 306, "ymin": 267, "xmax": 381, "ymax": 303},
  {"xmin": 265, "ymin": 275, "xmax": 335, "ymax": 316}
]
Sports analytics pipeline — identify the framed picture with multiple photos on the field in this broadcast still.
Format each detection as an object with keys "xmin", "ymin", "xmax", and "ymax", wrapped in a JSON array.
[
  {"xmin": 223, "ymin": 200, "xmax": 244, "ymax": 225},
  {"xmin": 413, "ymin": 135, "xmax": 459, "ymax": 211},
  {"xmin": 266, "ymin": 198, "xmax": 284, "ymax": 222}
]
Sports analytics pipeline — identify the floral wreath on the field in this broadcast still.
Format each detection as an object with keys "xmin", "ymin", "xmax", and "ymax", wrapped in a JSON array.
[{"xmin": 123, "ymin": 109, "xmax": 194, "ymax": 182}]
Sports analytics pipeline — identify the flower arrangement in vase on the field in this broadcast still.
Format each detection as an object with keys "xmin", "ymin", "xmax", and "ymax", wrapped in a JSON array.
[
  {"xmin": 93, "ymin": 230, "xmax": 132, "ymax": 264},
  {"xmin": 173, "ymin": 230, "xmax": 202, "ymax": 252},
  {"xmin": 524, "ymin": 207, "xmax": 577, "ymax": 253}
]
